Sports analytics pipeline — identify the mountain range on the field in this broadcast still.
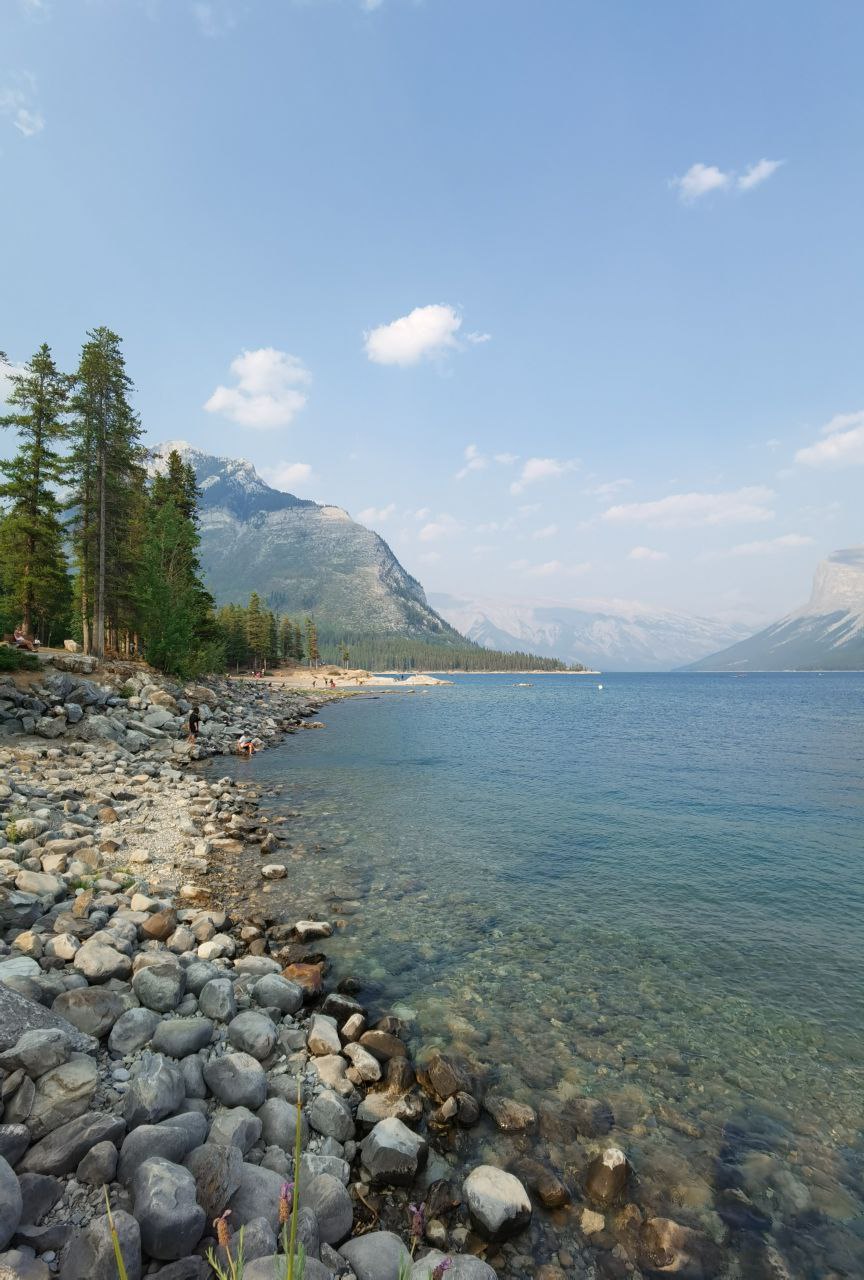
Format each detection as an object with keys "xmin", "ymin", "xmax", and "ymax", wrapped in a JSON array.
[
  {"xmin": 151, "ymin": 443, "xmax": 459, "ymax": 640},
  {"xmin": 430, "ymin": 593, "xmax": 751, "ymax": 672},
  {"xmin": 685, "ymin": 547, "xmax": 864, "ymax": 671}
]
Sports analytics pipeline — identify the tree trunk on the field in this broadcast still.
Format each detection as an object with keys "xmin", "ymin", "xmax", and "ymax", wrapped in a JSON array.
[{"xmin": 95, "ymin": 440, "xmax": 107, "ymax": 659}]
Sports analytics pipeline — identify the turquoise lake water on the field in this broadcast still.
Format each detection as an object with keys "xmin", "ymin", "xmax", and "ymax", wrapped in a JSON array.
[{"xmin": 239, "ymin": 672, "xmax": 864, "ymax": 1277}]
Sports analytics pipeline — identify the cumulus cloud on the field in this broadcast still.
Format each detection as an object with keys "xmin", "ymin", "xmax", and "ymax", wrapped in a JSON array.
[
  {"xmin": 603, "ymin": 486, "xmax": 775, "ymax": 528},
  {"xmin": 419, "ymin": 514, "xmax": 462, "ymax": 542},
  {"xmin": 0, "ymin": 74, "xmax": 45, "ymax": 136},
  {"xmin": 204, "ymin": 348, "xmax": 310, "ymax": 429},
  {"xmin": 364, "ymin": 304, "xmax": 462, "ymax": 366},
  {"xmin": 455, "ymin": 444, "xmax": 488, "ymax": 480},
  {"xmin": 494, "ymin": 452, "xmax": 519, "ymax": 465},
  {"xmin": 259, "ymin": 461, "xmax": 313, "ymax": 492},
  {"xmin": 357, "ymin": 502, "xmax": 397, "ymax": 525},
  {"xmin": 628, "ymin": 546, "xmax": 669, "ymax": 562},
  {"xmin": 795, "ymin": 410, "xmax": 864, "ymax": 467},
  {"xmin": 532, "ymin": 524, "xmax": 558, "ymax": 540},
  {"xmin": 702, "ymin": 534, "xmax": 814, "ymax": 560},
  {"xmin": 738, "ymin": 158, "xmax": 784, "ymax": 190},
  {"xmin": 672, "ymin": 158, "xmax": 784, "ymax": 202},
  {"xmin": 510, "ymin": 456, "xmax": 577, "ymax": 495}
]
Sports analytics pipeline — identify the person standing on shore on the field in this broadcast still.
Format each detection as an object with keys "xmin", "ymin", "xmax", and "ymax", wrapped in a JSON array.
[{"xmin": 187, "ymin": 705, "xmax": 200, "ymax": 744}]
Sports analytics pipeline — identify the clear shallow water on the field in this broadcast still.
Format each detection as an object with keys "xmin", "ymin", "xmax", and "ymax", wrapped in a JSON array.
[{"xmin": 233, "ymin": 673, "xmax": 864, "ymax": 1277}]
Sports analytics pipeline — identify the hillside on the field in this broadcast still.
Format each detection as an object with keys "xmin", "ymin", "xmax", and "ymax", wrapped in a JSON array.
[
  {"xmin": 431, "ymin": 592, "xmax": 750, "ymax": 672},
  {"xmin": 151, "ymin": 442, "xmax": 461, "ymax": 640},
  {"xmin": 684, "ymin": 547, "xmax": 864, "ymax": 671}
]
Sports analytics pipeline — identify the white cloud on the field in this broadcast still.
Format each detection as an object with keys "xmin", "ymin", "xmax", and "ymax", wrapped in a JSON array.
[
  {"xmin": 494, "ymin": 452, "xmax": 519, "ymax": 465},
  {"xmin": 204, "ymin": 347, "xmax": 310, "ymax": 429},
  {"xmin": 466, "ymin": 331, "xmax": 492, "ymax": 345},
  {"xmin": 413, "ymin": 507, "xmax": 431, "ymax": 521},
  {"xmin": 510, "ymin": 558, "xmax": 591, "ymax": 578},
  {"xmin": 419, "ymin": 514, "xmax": 462, "ymax": 542},
  {"xmin": 738, "ymin": 158, "xmax": 784, "ymax": 190},
  {"xmin": 259, "ymin": 461, "xmax": 313, "ymax": 492},
  {"xmin": 455, "ymin": 444, "xmax": 488, "ymax": 480},
  {"xmin": 584, "ymin": 477, "xmax": 632, "ymax": 499},
  {"xmin": 795, "ymin": 410, "xmax": 864, "ymax": 467},
  {"xmin": 0, "ymin": 74, "xmax": 45, "ymax": 136},
  {"xmin": 672, "ymin": 163, "xmax": 731, "ymax": 202},
  {"xmin": 364, "ymin": 304, "xmax": 461, "ymax": 366},
  {"xmin": 510, "ymin": 456, "xmax": 577, "ymax": 495},
  {"xmin": 672, "ymin": 158, "xmax": 784, "ymax": 202},
  {"xmin": 603, "ymin": 485, "xmax": 775, "ymax": 528},
  {"xmin": 628, "ymin": 546, "xmax": 669, "ymax": 562},
  {"xmin": 357, "ymin": 502, "xmax": 397, "ymax": 525},
  {"xmin": 532, "ymin": 524, "xmax": 558, "ymax": 540},
  {"xmin": 703, "ymin": 534, "xmax": 814, "ymax": 560}
]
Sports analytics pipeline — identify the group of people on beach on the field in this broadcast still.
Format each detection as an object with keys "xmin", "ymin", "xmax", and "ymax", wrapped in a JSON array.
[{"xmin": 184, "ymin": 704, "xmax": 259, "ymax": 757}]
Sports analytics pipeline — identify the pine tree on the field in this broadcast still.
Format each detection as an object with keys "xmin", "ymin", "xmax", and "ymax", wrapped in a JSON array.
[
  {"xmin": 0, "ymin": 345, "xmax": 71, "ymax": 641},
  {"xmin": 67, "ymin": 328, "xmax": 143, "ymax": 657},
  {"xmin": 305, "ymin": 616, "xmax": 319, "ymax": 667},
  {"xmin": 246, "ymin": 593, "xmax": 270, "ymax": 668}
]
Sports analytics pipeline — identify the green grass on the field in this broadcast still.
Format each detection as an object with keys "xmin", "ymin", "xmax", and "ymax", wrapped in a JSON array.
[{"xmin": 0, "ymin": 646, "xmax": 40, "ymax": 672}]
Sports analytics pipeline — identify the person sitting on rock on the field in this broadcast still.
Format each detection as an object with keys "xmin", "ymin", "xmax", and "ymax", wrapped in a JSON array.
[
  {"xmin": 13, "ymin": 628, "xmax": 38, "ymax": 651},
  {"xmin": 236, "ymin": 732, "xmax": 258, "ymax": 757}
]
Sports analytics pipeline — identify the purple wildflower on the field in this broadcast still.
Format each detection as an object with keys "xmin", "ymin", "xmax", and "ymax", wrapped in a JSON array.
[
  {"xmin": 408, "ymin": 1202, "xmax": 426, "ymax": 1242},
  {"xmin": 431, "ymin": 1261, "xmax": 453, "ymax": 1280}
]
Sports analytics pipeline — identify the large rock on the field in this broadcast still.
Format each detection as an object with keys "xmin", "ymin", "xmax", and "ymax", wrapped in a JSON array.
[
  {"xmin": 639, "ymin": 1216, "xmax": 720, "ymax": 1278},
  {"xmin": 420, "ymin": 1048, "xmax": 473, "ymax": 1099},
  {"xmin": 226, "ymin": 1011, "xmax": 276, "ymax": 1061},
  {"xmin": 18, "ymin": 1111, "xmax": 126, "ymax": 1175},
  {"xmin": 73, "ymin": 942, "xmax": 132, "ymax": 983},
  {"xmin": 0, "ymin": 1028, "xmax": 71, "ymax": 1077},
  {"xmin": 108, "ymin": 1007, "xmax": 162, "ymax": 1055},
  {"xmin": 27, "ymin": 1056, "xmax": 98, "ymax": 1140},
  {"xmin": 252, "ymin": 974, "xmax": 303, "ymax": 1015},
  {"xmin": 0, "ymin": 1155, "xmax": 22, "ymax": 1250},
  {"xmin": 203, "ymin": 1052, "xmax": 267, "ymax": 1109},
  {"xmin": 117, "ymin": 1121, "xmax": 203, "ymax": 1186},
  {"xmin": 60, "ymin": 1209, "xmax": 142, "ymax": 1280},
  {"xmin": 132, "ymin": 963, "xmax": 186, "ymax": 1013},
  {"xmin": 0, "ymin": 1124, "xmax": 30, "ymax": 1165},
  {"xmin": 257, "ymin": 1097, "xmax": 307, "ymax": 1150},
  {"xmin": 198, "ymin": 978, "xmax": 236, "ymax": 1022},
  {"xmin": 52, "ymin": 988, "xmax": 125, "ymax": 1039},
  {"xmin": 411, "ymin": 1253, "xmax": 498, "ymax": 1279},
  {"xmin": 208, "ymin": 1107, "xmax": 262, "ymax": 1153},
  {"xmin": 464, "ymin": 1165, "xmax": 532, "ymax": 1241},
  {"xmin": 18, "ymin": 1172, "xmax": 63, "ymax": 1224},
  {"xmin": 151, "ymin": 1018, "xmax": 213, "ymax": 1059},
  {"xmin": 584, "ymin": 1147, "xmax": 630, "ymax": 1209},
  {"xmin": 184, "ymin": 1142, "xmax": 243, "ymax": 1218},
  {"xmin": 123, "ymin": 1053, "xmax": 185, "ymax": 1128},
  {"xmin": 131, "ymin": 1157, "xmax": 205, "ymax": 1261},
  {"xmin": 308, "ymin": 1088, "xmax": 354, "ymax": 1142},
  {"xmin": 307, "ymin": 1015, "xmax": 341, "ymax": 1057},
  {"xmin": 299, "ymin": 1171, "xmax": 353, "ymax": 1245},
  {"xmin": 244, "ymin": 1259, "xmax": 332, "ymax": 1280},
  {"xmin": 360, "ymin": 1117, "xmax": 428, "ymax": 1187},
  {"xmin": 226, "ymin": 1161, "xmax": 284, "ymax": 1232},
  {"xmin": 339, "ymin": 1231, "xmax": 411, "ymax": 1280}
]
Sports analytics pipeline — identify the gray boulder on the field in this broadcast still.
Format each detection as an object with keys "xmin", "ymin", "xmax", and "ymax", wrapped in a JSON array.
[
  {"xmin": 182, "ymin": 961, "xmax": 222, "ymax": 996},
  {"xmin": 131, "ymin": 1157, "xmax": 205, "ymax": 1261},
  {"xmin": 226, "ymin": 1011, "xmax": 276, "ymax": 1060},
  {"xmin": 198, "ymin": 978, "xmax": 236, "ymax": 1022},
  {"xmin": 76, "ymin": 1141, "xmax": 119, "ymax": 1185},
  {"xmin": 27, "ymin": 1055, "xmax": 98, "ymax": 1140},
  {"xmin": 0, "ymin": 983, "xmax": 96, "ymax": 1055},
  {"xmin": 463, "ymin": 1165, "xmax": 531, "ymax": 1241},
  {"xmin": 0, "ymin": 1028, "xmax": 71, "ymax": 1077},
  {"xmin": 244, "ymin": 1259, "xmax": 332, "ymax": 1280},
  {"xmin": 18, "ymin": 1172, "xmax": 63, "ymax": 1224},
  {"xmin": 18, "ymin": 1111, "xmax": 126, "ymax": 1175},
  {"xmin": 208, "ymin": 1106, "xmax": 262, "ymax": 1153},
  {"xmin": 0, "ymin": 1124, "xmax": 30, "ymax": 1165},
  {"xmin": 203, "ymin": 1052, "xmax": 267, "ymax": 1109},
  {"xmin": 252, "ymin": 974, "xmax": 303, "ymax": 1015},
  {"xmin": 184, "ymin": 1142, "xmax": 243, "ymax": 1218},
  {"xmin": 300, "ymin": 1152, "xmax": 350, "ymax": 1186},
  {"xmin": 151, "ymin": 1018, "xmax": 213, "ymax": 1059},
  {"xmin": 411, "ymin": 1252, "xmax": 498, "ymax": 1279},
  {"xmin": 257, "ymin": 1096, "xmax": 308, "ymax": 1150},
  {"xmin": 132, "ymin": 963, "xmax": 186, "ymax": 1013},
  {"xmin": 299, "ymin": 1172, "xmax": 353, "ymax": 1245},
  {"xmin": 73, "ymin": 942, "xmax": 131, "ymax": 983},
  {"xmin": 52, "ymin": 987, "xmax": 125, "ymax": 1039},
  {"xmin": 0, "ymin": 1155, "xmax": 22, "ymax": 1250},
  {"xmin": 339, "ymin": 1231, "xmax": 410, "ymax": 1280},
  {"xmin": 211, "ymin": 1215, "xmax": 276, "ymax": 1268},
  {"xmin": 123, "ymin": 1053, "xmax": 185, "ymax": 1128},
  {"xmin": 308, "ymin": 1089, "xmax": 354, "ymax": 1142},
  {"xmin": 360, "ymin": 1117, "xmax": 428, "ymax": 1187},
  {"xmin": 109, "ymin": 1007, "xmax": 161, "ymax": 1056},
  {"xmin": 60, "ymin": 1209, "xmax": 142, "ymax": 1280},
  {"xmin": 117, "ymin": 1120, "xmax": 202, "ymax": 1185},
  {"xmin": 226, "ymin": 1161, "xmax": 285, "ymax": 1231}
]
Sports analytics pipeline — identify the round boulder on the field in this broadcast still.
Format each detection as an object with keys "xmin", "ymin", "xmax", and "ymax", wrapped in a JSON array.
[
  {"xmin": 131, "ymin": 1156, "xmax": 205, "ymax": 1261},
  {"xmin": 464, "ymin": 1165, "xmax": 532, "ymax": 1241},
  {"xmin": 0, "ymin": 1154, "xmax": 23, "ymax": 1250},
  {"xmin": 203, "ymin": 1051, "xmax": 267, "ymax": 1109},
  {"xmin": 227, "ymin": 1011, "xmax": 276, "ymax": 1061}
]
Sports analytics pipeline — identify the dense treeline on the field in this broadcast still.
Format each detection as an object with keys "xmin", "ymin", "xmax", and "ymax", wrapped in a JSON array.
[
  {"xmin": 0, "ymin": 334, "xmax": 218, "ymax": 676},
  {"xmin": 308, "ymin": 629, "xmax": 580, "ymax": 672}
]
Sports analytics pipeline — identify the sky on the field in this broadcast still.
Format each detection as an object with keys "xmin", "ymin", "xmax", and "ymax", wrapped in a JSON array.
[{"xmin": 2, "ymin": 0, "xmax": 863, "ymax": 626}]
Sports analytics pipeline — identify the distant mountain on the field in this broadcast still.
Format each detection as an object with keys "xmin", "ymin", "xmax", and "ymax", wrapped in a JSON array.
[
  {"xmin": 685, "ymin": 548, "xmax": 864, "ymax": 671},
  {"xmin": 150, "ymin": 442, "xmax": 460, "ymax": 639},
  {"xmin": 430, "ymin": 592, "xmax": 751, "ymax": 672}
]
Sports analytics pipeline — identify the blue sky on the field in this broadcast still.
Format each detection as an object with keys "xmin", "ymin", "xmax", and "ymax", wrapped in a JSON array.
[{"xmin": 2, "ymin": 0, "xmax": 863, "ymax": 624}]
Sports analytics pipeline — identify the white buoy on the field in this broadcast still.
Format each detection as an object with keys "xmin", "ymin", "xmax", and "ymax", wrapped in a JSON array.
[{"xmin": 598, "ymin": 683, "xmax": 603, "ymax": 690}]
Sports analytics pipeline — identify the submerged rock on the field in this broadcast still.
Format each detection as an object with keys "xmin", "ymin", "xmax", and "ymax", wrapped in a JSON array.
[{"xmin": 584, "ymin": 1147, "xmax": 630, "ymax": 1209}]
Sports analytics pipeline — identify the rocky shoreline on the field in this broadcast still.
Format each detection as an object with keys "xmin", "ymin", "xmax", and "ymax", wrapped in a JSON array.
[{"xmin": 1, "ymin": 660, "xmax": 725, "ymax": 1280}]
